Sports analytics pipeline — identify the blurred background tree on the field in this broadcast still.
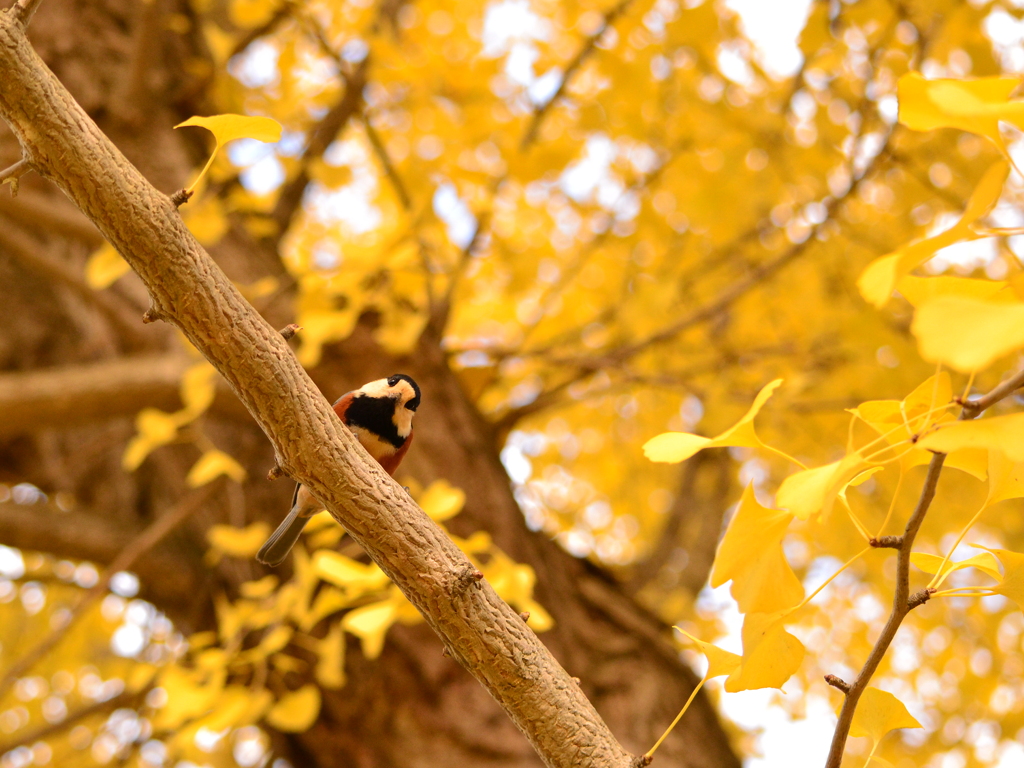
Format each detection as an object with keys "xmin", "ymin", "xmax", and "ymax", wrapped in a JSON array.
[{"xmin": 1, "ymin": 0, "xmax": 1023, "ymax": 766}]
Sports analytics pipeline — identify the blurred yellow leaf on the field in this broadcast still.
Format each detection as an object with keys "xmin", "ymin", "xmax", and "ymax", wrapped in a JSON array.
[
  {"xmin": 341, "ymin": 599, "xmax": 399, "ymax": 659},
  {"xmin": 314, "ymin": 623, "xmax": 346, "ymax": 690},
  {"xmin": 122, "ymin": 408, "xmax": 181, "ymax": 470},
  {"xmin": 644, "ymin": 380, "xmax": 782, "ymax": 463},
  {"xmin": 710, "ymin": 485, "xmax": 804, "ymax": 614},
  {"xmin": 265, "ymin": 684, "xmax": 321, "ymax": 732},
  {"xmin": 207, "ymin": 521, "xmax": 272, "ymax": 557},
  {"xmin": 898, "ymin": 73, "xmax": 1024, "ymax": 149},
  {"xmin": 858, "ymin": 160, "xmax": 1007, "ymax": 307},
  {"xmin": 180, "ymin": 363, "xmax": 218, "ymax": 419},
  {"xmin": 911, "ymin": 296, "xmax": 1024, "ymax": 372},
  {"xmin": 418, "ymin": 479, "xmax": 467, "ymax": 521},
  {"xmin": 240, "ymin": 575, "xmax": 279, "ymax": 598},
  {"xmin": 187, "ymin": 449, "xmax": 247, "ymax": 486},
  {"xmin": 919, "ymin": 414, "xmax": 1024, "ymax": 462},
  {"xmin": 312, "ymin": 551, "xmax": 391, "ymax": 596},
  {"xmin": 848, "ymin": 687, "xmax": 922, "ymax": 742},
  {"xmin": 85, "ymin": 241, "xmax": 130, "ymax": 289},
  {"xmin": 897, "ymin": 275, "xmax": 1010, "ymax": 308}
]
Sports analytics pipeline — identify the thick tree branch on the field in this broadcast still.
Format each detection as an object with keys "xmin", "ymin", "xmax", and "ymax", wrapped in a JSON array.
[
  {"xmin": 0, "ymin": 14, "xmax": 637, "ymax": 767},
  {"xmin": 0, "ymin": 354, "xmax": 246, "ymax": 437},
  {"xmin": 0, "ymin": 187, "xmax": 104, "ymax": 245},
  {"xmin": 0, "ymin": 499, "xmax": 201, "ymax": 610}
]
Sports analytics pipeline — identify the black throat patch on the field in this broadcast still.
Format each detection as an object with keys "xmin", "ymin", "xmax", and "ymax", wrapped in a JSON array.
[{"xmin": 344, "ymin": 394, "xmax": 406, "ymax": 448}]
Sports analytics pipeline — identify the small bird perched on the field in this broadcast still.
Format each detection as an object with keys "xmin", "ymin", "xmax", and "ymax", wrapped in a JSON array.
[{"xmin": 256, "ymin": 374, "xmax": 421, "ymax": 567}]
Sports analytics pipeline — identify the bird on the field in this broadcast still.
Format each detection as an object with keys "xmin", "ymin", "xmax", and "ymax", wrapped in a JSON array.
[{"xmin": 256, "ymin": 373, "xmax": 421, "ymax": 566}]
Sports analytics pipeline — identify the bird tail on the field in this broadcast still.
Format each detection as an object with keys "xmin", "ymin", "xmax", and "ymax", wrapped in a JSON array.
[{"xmin": 256, "ymin": 502, "xmax": 312, "ymax": 566}]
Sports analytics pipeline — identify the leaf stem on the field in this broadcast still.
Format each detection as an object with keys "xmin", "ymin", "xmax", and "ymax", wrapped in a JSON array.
[
  {"xmin": 927, "ymin": 500, "xmax": 989, "ymax": 589},
  {"xmin": 645, "ymin": 675, "xmax": 707, "ymax": 758}
]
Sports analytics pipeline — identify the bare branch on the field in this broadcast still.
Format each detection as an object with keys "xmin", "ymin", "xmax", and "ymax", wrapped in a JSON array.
[
  {"xmin": 519, "ymin": 0, "xmax": 634, "ymax": 151},
  {"xmin": 0, "ymin": 188, "xmax": 104, "ymax": 245},
  {"xmin": 0, "ymin": 16, "xmax": 640, "ymax": 766},
  {"xmin": 0, "ymin": 156, "xmax": 32, "ymax": 193},
  {"xmin": 11, "ymin": 0, "xmax": 43, "ymax": 27},
  {"xmin": 0, "ymin": 223, "xmax": 150, "ymax": 341}
]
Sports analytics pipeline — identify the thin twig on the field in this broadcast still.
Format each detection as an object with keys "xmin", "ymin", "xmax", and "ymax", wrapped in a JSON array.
[
  {"xmin": 12, "ymin": 0, "xmax": 44, "ymax": 26},
  {"xmin": 824, "ymin": 366, "xmax": 1024, "ymax": 767},
  {"xmin": 0, "ymin": 157, "xmax": 32, "ymax": 195},
  {"xmin": 519, "ymin": 0, "xmax": 634, "ymax": 151},
  {"xmin": 0, "ymin": 481, "xmax": 219, "ymax": 702}
]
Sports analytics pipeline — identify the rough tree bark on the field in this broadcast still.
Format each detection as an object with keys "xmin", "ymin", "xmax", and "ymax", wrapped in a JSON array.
[{"xmin": 0, "ymin": 0, "xmax": 741, "ymax": 766}]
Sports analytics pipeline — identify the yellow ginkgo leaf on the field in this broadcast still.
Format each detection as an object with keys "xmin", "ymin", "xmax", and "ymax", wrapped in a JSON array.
[
  {"xmin": 151, "ymin": 666, "xmax": 222, "ymax": 730},
  {"xmin": 207, "ymin": 521, "xmax": 272, "ymax": 557},
  {"xmin": 897, "ymin": 274, "xmax": 1011, "ymax": 308},
  {"xmin": 857, "ymin": 159, "xmax": 1007, "ymax": 308},
  {"xmin": 644, "ymin": 380, "xmax": 782, "ymax": 463},
  {"xmin": 676, "ymin": 630, "xmax": 741, "ymax": 679},
  {"xmin": 187, "ymin": 449, "xmax": 247, "ymax": 487},
  {"xmin": 312, "ymin": 551, "xmax": 391, "ymax": 596},
  {"xmin": 178, "ymin": 364, "xmax": 216, "ymax": 416},
  {"xmin": 314, "ymin": 623, "xmax": 346, "ymax": 690},
  {"xmin": 898, "ymin": 73, "xmax": 1024, "ymax": 149},
  {"xmin": 912, "ymin": 296, "xmax": 1024, "ymax": 372},
  {"xmin": 85, "ymin": 241, "xmax": 131, "ymax": 289},
  {"xmin": 775, "ymin": 453, "xmax": 870, "ymax": 521},
  {"xmin": 974, "ymin": 547, "xmax": 1024, "ymax": 611},
  {"xmin": 987, "ymin": 450, "xmax": 1024, "ymax": 506},
  {"xmin": 918, "ymin": 414, "xmax": 1024, "ymax": 463},
  {"xmin": 724, "ymin": 612, "xmax": 805, "ymax": 692},
  {"xmin": 418, "ymin": 479, "xmax": 466, "ymax": 521},
  {"xmin": 182, "ymin": 194, "xmax": 229, "ymax": 245},
  {"xmin": 265, "ymin": 684, "xmax": 321, "ymax": 732},
  {"xmin": 848, "ymin": 687, "xmax": 922, "ymax": 743},
  {"xmin": 175, "ymin": 113, "xmax": 283, "ymax": 193},
  {"xmin": 710, "ymin": 485, "xmax": 803, "ymax": 614},
  {"xmin": 341, "ymin": 599, "xmax": 399, "ymax": 659},
  {"xmin": 122, "ymin": 408, "xmax": 181, "ymax": 470},
  {"xmin": 910, "ymin": 551, "xmax": 1002, "ymax": 587},
  {"xmin": 239, "ymin": 575, "xmax": 279, "ymax": 598}
]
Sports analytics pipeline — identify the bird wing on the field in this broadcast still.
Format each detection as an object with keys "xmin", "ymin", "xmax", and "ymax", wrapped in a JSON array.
[{"xmin": 332, "ymin": 390, "xmax": 356, "ymax": 423}]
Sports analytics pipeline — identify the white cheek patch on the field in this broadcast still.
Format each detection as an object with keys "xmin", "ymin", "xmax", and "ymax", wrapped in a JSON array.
[{"xmin": 359, "ymin": 379, "xmax": 392, "ymax": 399}]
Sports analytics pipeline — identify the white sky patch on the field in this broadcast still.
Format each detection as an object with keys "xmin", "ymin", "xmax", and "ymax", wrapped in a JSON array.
[
  {"xmin": 482, "ymin": 0, "xmax": 550, "ymax": 58},
  {"xmin": 433, "ymin": 183, "xmax": 477, "ymax": 248},
  {"xmin": 229, "ymin": 40, "xmax": 280, "ymax": 88},
  {"xmin": 561, "ymin": 135, "xmax": 616, "ymax": 202},
  {"xmin": 306, "ymin": 139, "xmax": 381, "ymax": 234},
  {"xmin": 724, "ymin": 0, "xmax": 814, "ymax": 79}
]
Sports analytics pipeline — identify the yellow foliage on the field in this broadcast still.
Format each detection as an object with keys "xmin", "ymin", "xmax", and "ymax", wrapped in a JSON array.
[
  {"xmin": 207, "ymin": 521, "xmax": 272, "ymax": 557},
  {"xmin": 265, "ymin": 685, "xmax": 322, "ymax": 732},
  {"xmin": 85, "ymin": 241, "xmax": 130, "ymax": 289},
  {"xmin": 848, "ymin": 687, "xmax": 922, "ymax": 743}
]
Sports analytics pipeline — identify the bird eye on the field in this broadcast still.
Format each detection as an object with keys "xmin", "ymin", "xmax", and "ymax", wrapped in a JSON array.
[{"xmin": 387, "ymin": 375, "xmax": 400, "ymax": 387}]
